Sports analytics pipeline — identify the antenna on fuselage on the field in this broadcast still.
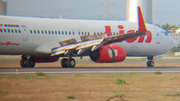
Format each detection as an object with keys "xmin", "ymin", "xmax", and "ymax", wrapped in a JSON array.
[{"xmin": 59, "ymin": 15, "xmax": 62, "ymax": 19}]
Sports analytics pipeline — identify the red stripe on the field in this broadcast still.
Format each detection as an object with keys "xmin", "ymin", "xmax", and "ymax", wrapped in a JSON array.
[
  {"xmin": 137, "ymin": 6, "xmax": 146, "ymax": 32},
  {"xmin": 105, "ymin": 26, "xmax": 111, "ymax": 37}
]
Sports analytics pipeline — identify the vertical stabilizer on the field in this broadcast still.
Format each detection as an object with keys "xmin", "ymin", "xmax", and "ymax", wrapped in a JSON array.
[{"xmin": 137, "ymin": 6, "xmax": 146, "ymax": 32}]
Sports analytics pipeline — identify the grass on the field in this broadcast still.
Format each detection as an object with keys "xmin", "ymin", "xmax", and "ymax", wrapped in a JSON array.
[
  {"xmin": 129, "ymin": 72, "xmax": 138, "ymax": 75},
  {"xmin": 67, "ymin": 96, "xmax": 75, "ymax": 99},
  {"xmin": 1, "ymin": 74, "xmax": 180, "ymax": 101},
  {"xmin": 35, "ymin": 72, "xmax": 45, "ymax": 76},
  {"xmin": 155, "ymin": 71, "xmax": 163, "ymax": 74},
  {"xmin": 113, "ymin": 92, "xmax": 124, "ymax": 97},
  {"xmin": 164, "ymin": 93, "xmax": 179, "ymax": 96},
  {"xmin": 75, "ymin": 74, "xmax": 83, "ymax": 76}
]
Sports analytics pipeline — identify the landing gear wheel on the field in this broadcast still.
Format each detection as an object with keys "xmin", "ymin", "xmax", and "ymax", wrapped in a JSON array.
[
  {"xmin": 61, "ymin": 58, "xmax": 76, "ymax": 68},
  {"xmin": 27, "ymin": 58, "xmax": 36, "ymax": 68},
  {"xmin": 69, "ymin": 58, "xmax": 76, "ymax": 68},
  {"xmin": 20, "ymin": 59, "xmax": 27, "ymax": 68},
  {"xmin": 147, "ymin": 61, "xmax": 154, "ymax": 67},
  {"xmin": 61, "ymin": 58, "xmax": 68, "ymax": 68}
]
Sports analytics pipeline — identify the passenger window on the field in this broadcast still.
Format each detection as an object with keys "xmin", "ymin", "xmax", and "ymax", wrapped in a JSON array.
[
  {"xmin": 37, "ymin": 30, "xmax": 40, "ymax": 34},
  {"xmin": 69, "ymin": 31, "xmax": 71, "ymax": 35},
  {"xmin": 113, "ymin": 32, "xmax": 115, "ymax": 36},
  {"xmin": 0, "ymin": 28, "xmax": 3, "ymax": 32},
  {"xmin": 41, "ymin": 30, "xmax": 44, "ymax": 34},
  {"xmin": 88, "ymin": 32, "xmax": 90, "ymax": 35},
  {"xmin": 85, "ymin": 32, "xmax": 86, "ymax": 35},
  {"xmin": 72, "ymin": 31, "xmax": 75, "ymax": 35},
  {"xmin": 16, "ymin": 25, "xmax": 19, "ymax": 27},
  {"xmin": 94, "ymin": 32, "xmax": 96, "ymax": 35},
  {"xmin": 62, "ymin": 31, "xmax": 64, "ymax": 35},
  {"xmin": 45, "ymin": 30, "xmax": 47, "ymax": 34},
  {"xmin": 52, "ymin": 30, "xmax": 54, "ymax": 34},
  {"xmin": 58, "ymin": 31, "xmax": 60, "ymax": 34},
  {"xmin": 8, "ymin": 29, "xmax": 10, "ymax": 33},
  {"xmin": 82, "ymin": 32, "xmax": 84, "ymax": 35},
  {"xmin": 78, "ymin": 31, "xmax": 80, "ymax": 35},
  {"xmin": 18, "ymin": 29, "xmax": 21, "ymax": 33},
  {"xmin": 30, "ymin": 30, "xmax": 32, "ymax": 34},
  {"xmin": 48, "ymin": 30, "xmax": 51, "ymax": 34},
  {"xmin": 11, "ymin": 24, "xmax": 13, "ymax": 27},
  {"xmin": 4, "ymin": 24, "xmax": 7, "ymax": 27},
  {"xmin": 4, "ymin": 29, "xmax": 6, "ymax": 33},
  {"xmin": 34, "ymin": 30, "xmax": 36, "ymax": 34},
  {"xmin": 65, "ymin": 31, "xmax": 67, "ymax": 35},
  {"xmin": 15, "ymin": 29, "xmax": 17, "ymax": 33},
  {"xmin": 55, "ymin": 31, "xmax": 57, "ymax": 34},
  {"xmin": 11, "ymin": 29, "xmax": 14, "ymax": 33}
]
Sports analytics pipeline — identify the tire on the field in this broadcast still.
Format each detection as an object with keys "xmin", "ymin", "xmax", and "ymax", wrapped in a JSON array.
[
  {"xmin": 20, "ymin": 59, "xmax": 27, "ymax": 68},
  {"xmin": 27, "ymin": 58, "xmax": 36, "ymax": 68},
  {"xmin": 147, "ymin": 61, "xmax": 154, "ymax": 67},
  {"xmin": 69, "ymin": 58, "xmax": 76, "ymax": 68},
  {"xmin": 61, "ymin": 58, "xmax": 68, "ymax": 68},
  {"xmin": 61, "ymin": 58, "xmax": 76, "ymax": 68}
]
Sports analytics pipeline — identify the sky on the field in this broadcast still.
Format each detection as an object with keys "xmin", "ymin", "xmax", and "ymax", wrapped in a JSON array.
[{"xmin": 4, "ymin": 0, "xmax": 180, "ymax": 25}]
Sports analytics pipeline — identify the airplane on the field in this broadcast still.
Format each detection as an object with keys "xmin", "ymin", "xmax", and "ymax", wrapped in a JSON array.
[{"xmin": 0, "ymin": 6, "xmax": 175, "ymax": 68}]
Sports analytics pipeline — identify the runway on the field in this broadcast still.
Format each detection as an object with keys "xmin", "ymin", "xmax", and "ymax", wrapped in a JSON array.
[
  {"xmin": 1, "ymin": 67, "xmax": 180, "ymax": 75},
  {"xmin": 1, "ymin": 57, "xmax": 180, "ymax": 75}
]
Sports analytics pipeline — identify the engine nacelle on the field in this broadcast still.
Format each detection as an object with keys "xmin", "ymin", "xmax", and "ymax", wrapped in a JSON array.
[
  {"xmin": 30, "ymin": 56, "xmax": 59, "ymax": 63},
  {"xmin": 90, "ymin": 44, "xmax": 126, "ymax": 63}
]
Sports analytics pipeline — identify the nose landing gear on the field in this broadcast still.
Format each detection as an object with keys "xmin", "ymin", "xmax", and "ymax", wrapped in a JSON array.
[{"xmin": 147, "ymin": 56, "xmax": 154, "ymax": 67}]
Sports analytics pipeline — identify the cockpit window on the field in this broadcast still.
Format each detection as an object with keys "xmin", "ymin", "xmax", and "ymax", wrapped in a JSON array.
[{"xmin": 163, "ymin": 31, "xmax": 168, "ymax": 36}]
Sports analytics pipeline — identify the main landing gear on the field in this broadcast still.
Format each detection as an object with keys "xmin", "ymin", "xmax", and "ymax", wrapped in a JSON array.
[
  {"xmin": 20, "ymin": 55, "xmax": 36, "ymax": 68},
  {"xmin": 61, "ymin": 58, "xmax": 76, "ymax": 68},
  {"xmin": 61, "ymin": 54, "xmax": 76, "ymax": 68},
  {"xmin": 146, "ymin": 56, "xmax": 154, "ymax": 67}
]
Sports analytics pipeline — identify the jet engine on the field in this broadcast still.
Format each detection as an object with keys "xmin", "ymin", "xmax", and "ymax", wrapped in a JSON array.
[{"xmin": 90, "ymin": 44, "xmax": 126, "ymax": 63}]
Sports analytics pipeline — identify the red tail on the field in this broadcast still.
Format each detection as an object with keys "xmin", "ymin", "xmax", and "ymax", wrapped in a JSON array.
[{"xmin": 137, "ymin": 6, "xmax": 147, "ymax": 32}]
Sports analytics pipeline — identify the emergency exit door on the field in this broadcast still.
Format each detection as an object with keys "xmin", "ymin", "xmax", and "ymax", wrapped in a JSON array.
[{"xmin": 21, "ymin": 25, "xmax": 28, "ymax": 41}]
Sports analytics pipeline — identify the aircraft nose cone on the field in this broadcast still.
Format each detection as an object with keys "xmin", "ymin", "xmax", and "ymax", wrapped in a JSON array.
[{"xmin": 169, "ymin": 36, "xmax": 176, "ymax": 49}]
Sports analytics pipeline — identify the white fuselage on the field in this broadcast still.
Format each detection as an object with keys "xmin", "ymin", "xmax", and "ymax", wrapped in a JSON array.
[{"xmin": 0, "ymin": 16, "xmax": 175, "ymax": 57}]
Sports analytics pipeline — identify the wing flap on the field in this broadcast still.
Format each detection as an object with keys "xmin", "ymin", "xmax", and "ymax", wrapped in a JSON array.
[{"xmin": 51, "ymin": 38, "xmax": 104, "ymax": 56}]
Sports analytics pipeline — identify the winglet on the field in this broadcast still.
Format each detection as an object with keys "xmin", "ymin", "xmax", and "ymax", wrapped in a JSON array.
[{"xmin": 137, "ymin": 6, "xmax": 147, "ymax": 32}]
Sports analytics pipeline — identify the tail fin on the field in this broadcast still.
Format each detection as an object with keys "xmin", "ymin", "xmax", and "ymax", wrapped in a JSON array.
[{"xmin": 137, "ymin": 6, "xmax": 147, "ymax": 32}]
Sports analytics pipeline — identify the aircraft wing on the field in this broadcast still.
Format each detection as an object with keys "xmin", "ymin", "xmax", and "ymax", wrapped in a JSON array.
[{"xmin": 51, "ymin": 6, "xmax": 147, "ymax": 56}]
